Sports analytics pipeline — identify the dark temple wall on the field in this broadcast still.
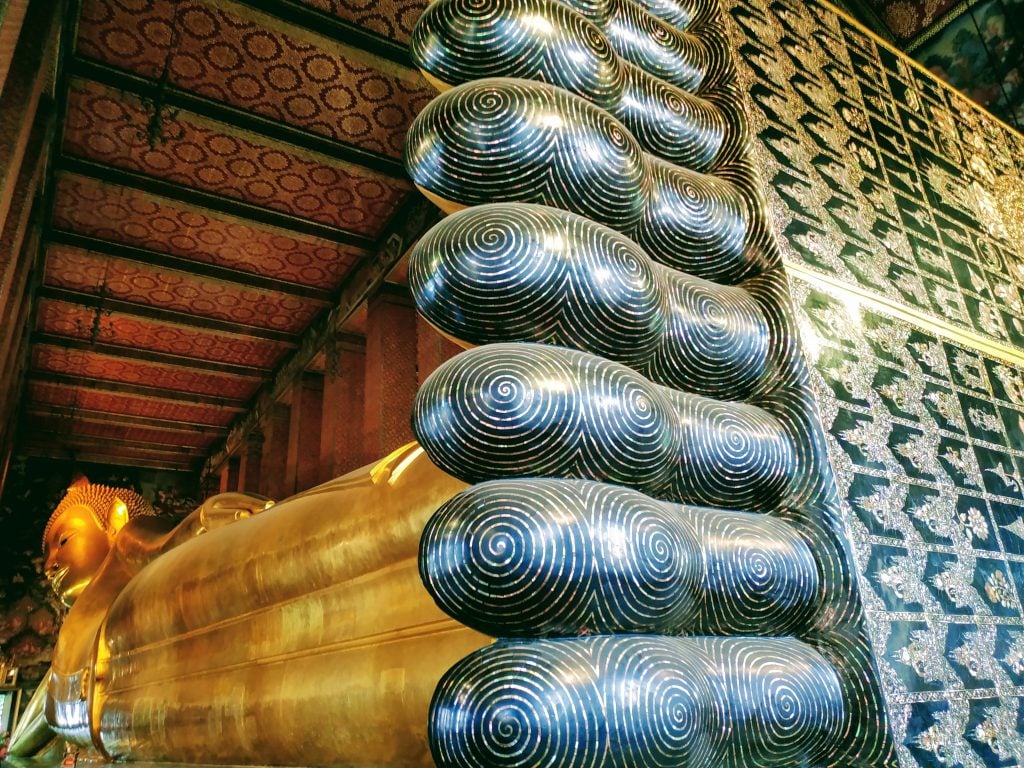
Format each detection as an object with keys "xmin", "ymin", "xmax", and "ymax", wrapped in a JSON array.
[{"xmin": 730, "ymin": 0, "xmax": 1024, "ymax": 763}]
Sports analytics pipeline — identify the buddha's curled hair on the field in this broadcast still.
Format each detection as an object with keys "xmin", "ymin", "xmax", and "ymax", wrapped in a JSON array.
[{"xmin": 42, "ymin": 483, "xmax": 155, "ymax": 552}]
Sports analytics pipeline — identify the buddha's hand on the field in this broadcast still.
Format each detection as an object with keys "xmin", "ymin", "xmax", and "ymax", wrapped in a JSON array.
[{"xmin": 197, "ymin": 493, "xmax": 274, "ymax": 533}]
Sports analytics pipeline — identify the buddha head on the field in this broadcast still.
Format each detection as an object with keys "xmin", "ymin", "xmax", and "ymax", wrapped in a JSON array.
[{"xmin": 42, "ymin": 478, "xmax": 155, "ymax": 606}]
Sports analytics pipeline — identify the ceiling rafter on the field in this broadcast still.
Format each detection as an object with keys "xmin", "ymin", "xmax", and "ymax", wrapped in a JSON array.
[
  {"xmin": 26, "ymin": 403, "xmax": 227, "ymax": 435},
  {"xmin": 31, "ymin": 333, "xmax": 268, "ymax": 378},
  {"xmin": 29, "ymin": 370, "xmax": 249, "ymax": 409},
  {"xmin": 21, "ymin": 433, "xmax": 204, "ymax": 458},
  {"xmin": 19, "ymin": 443, "xmax": 198, "ymax": 470},
  {"xmin": 56, "ymin": 156, "xmax": 378, "ymax": 249},
  {"xmin": 20, "ymin": 436, "xmax": 203, "ymax": 466},
  {"xmin": 69, "ymin": 57, "xmax": 408, "ymax": 180},
  {"xmin": 48, "ymin": 229, "xmax": 335, "ymax": 302},
  {"xmin": 38, "ymin": 285, "xmax": 299, "ymax": 344}
]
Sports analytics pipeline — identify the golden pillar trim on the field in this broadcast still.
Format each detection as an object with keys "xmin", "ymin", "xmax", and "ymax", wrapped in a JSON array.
[{"xmin": 785, "ymin": 259, "xmax": 1024, "ymax": 367}]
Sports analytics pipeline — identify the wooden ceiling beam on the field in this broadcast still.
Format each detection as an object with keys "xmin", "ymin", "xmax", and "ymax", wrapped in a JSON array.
[
  {"xmin": 26, "ymin": 403, "xmax": 227, "ymax": 435},
  {"xmin": 31, "ymin": 332, "xmax": 268, "ymax": 378},
  {"xmin": 69, "ymin": 57, "xmax": 407, "ymax": 181},
  {"xmin": 37, "ymin": 284, "xmax": 298, "ymax": 344},
  {"xmin": 56, "ymin": 155, "xmax": 378, "ymax": 250},
  {"xmin": 49, "ymin": 229, "xmax": 334, "ymax": 302},
  {"xmin": 21, "ymin": 428, "xmax": 207, "ymax": 455},
  {"xmin": 29, "ymin": 371, "xmax": 248, "ymax": 409},
  {"xmin": 18, "ymin": 442, "xmax": 201, "ymax": 470}
]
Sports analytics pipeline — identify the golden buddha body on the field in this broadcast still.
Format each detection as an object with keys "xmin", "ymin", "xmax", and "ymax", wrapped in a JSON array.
[{"xmin": 12, "ymin": 446, "xmax": 488, "ymax": 765}]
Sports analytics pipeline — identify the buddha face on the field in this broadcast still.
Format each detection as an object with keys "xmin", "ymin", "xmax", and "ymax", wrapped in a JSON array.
[{"xmin": 43, "ymin": 504, "xmax": 111, "ymax": 607}]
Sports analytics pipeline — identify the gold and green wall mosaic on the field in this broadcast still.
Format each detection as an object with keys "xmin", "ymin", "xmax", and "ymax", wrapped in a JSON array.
[{"xmin": 731, "ymin": 0, "xmax": 1024, "ymax": 762}]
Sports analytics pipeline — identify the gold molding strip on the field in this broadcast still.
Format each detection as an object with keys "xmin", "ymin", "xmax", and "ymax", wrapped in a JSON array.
[{"xmin": 784, "ymin": 259, "xmax": 1024, "ymax": 368}]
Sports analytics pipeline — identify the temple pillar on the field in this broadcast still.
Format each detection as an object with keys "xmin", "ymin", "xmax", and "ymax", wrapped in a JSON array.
[
  {"xmin": 319, "ymin": 333, "xmax": 366, "ymax": 481},
  {"xmin": 363, "ymin": 285, "xmax": 417, "ymax": 459},
  {"xmin": 237, "ymin": 431, "xmax": 264, "ymax": 495},
  {"xmin": 218, "ymin": 456, "xmax": 240, "ymax": 494},
  {"xmin": 285, "ymin": 371, "xmax": 323, "ymax": 495},
  {"xmin": 416, "ymin": 315, "xmax": 463, "ymax": 386},
  {"xmin": 260, "ymin": 402, "xmax": 291, "ymax": 501}
]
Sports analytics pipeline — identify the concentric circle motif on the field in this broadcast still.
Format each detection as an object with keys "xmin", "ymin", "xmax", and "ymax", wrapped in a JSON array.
[
  {"xmin": 430, "ymin": 636, "xmax": 843, "ymax": 768},
  {"xmin": 404, "ymin": 0, "xmax": 892, "ymax": 762},
  {"xmin": 405, "ymin": 76, "xmax": 766, "ymax": 284},
  {"xmin": 421, "ymin": 478, "xmax": 818, "ymax": 637},
  {"xmin": 412, "ymin": 0, "xmax": 731, "ymax": 170},
  {"xmin": 414, "ymin": 344, "xmax": 795, "ymax": 508},
  {"xmin": 410, "ymin": 203, "xmax": 772, "ymax": 398}
]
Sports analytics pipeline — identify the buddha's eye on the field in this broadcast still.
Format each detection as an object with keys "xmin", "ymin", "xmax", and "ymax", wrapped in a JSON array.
[{"xmin": 59, "ymin": 536, "xmax": 69, "ymax": 546}]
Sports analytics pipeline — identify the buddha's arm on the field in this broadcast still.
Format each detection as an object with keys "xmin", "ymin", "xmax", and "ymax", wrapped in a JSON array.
[
  {"xmin": 157, "ymin": 492, "xmax": 273, "ymax": 553},
  {"xmin": 6, "ymin": 671, "xmax": 56, "ymax": 757}
]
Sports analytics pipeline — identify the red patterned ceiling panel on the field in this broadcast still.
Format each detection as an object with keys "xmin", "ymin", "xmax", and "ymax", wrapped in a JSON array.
[
  {"xmin": 35, "ymin": 297, "xmax": 290, "ymax": 368},
  {"xmin": 63, "ymin": 79, "xmax": 410, "ymax": 235},
  {"xmin": 53, "ymin": 174, "xmax": 362, "ymax": 289},
  {"xmin": 293, "ymin": 0, "xmax": 428, "ymax": 44},
  {"xmin": 44, "ymin": 244, "xmax": 324, "ymax": 333},
  {"xmin": 25, "ymin": 414, "xmax": 212, "ymax": 449},
  {"xmin": 29, "ymin": 381, "xmax": 239, "ymax": 426},
  {"xmin": 31, "ymin": 345, "xmax": 259, "ymax": 400},
  {"xmin": 77, "ymin": 0, "xmax": 434, "ymax": 157}
]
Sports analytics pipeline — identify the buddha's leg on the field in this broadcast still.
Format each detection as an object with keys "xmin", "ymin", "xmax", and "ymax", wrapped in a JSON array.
[{"xmin": 91, "ymin": 446, "xmax": 489, "ymax": 765}]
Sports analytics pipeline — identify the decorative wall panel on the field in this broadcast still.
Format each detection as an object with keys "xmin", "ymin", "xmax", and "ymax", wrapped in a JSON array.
[
  {"xmin": 728, "ymin": 0, "xmax": 1024, "ymax": 763},
  {"xmin": 794, "ymin": 280, "xmax": 1024, "ymax": 766}
]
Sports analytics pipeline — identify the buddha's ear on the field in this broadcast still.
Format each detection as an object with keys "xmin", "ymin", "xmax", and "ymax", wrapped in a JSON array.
[{"xmin": 107, "ymin": 497, "xmax": 130, "ymax": 539}]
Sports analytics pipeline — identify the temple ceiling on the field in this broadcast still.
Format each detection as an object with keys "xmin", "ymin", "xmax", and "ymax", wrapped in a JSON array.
[{"xmin": 18, "ymin": 0, "xmax": 434, "ymax": 471}]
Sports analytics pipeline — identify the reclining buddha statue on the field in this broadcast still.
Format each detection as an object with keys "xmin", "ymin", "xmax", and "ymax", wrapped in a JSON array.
[{"xmin": 10, "ymin": 448, "xmax": 489, "ymax": 764}]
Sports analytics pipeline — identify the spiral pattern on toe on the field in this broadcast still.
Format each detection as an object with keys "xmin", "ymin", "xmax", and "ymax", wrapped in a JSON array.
[
  {"xmin": 431, "ymin": 640, "xmax": 607, "ymax": 768},
  {"xmin": 431, "ymin": 636, "xmax": 843, "ymax": 768},
  {"xmin": 414, "ymin": 344, "xmax": 795, "ymax": 508},
  {"xmin": 406, "ymin": 79, "xmax": 766, "ymax": 283},
  {"xmin": 421, "ymin": 478, "xmax": 819, "ymax": 637},
  {"xmin": 415, "ymin": 343, "xmax": 678, "ymax": 489},
  {"xmin": 689, "ymin": 507, "xmax": 819, "ymax": 634},
  {"xmin": 409, "ymin": 204, "xmax": 664, "ymax": 368},
  {"xmin": 410, "ymin": 204, "xmax": 772, "ymax": 398},
  {"xmin": 664, "ymin": 390, "xmax": 795, "ymax": 509},
  {"xmin": 405, "ymin": 78, "xmax": 648, "ymax": 230},
  {"xmin": 699, "ymin": 638, "xmax": 844, "ymax": 766},
  {"xmin": 411, "ymin": 0, "xmax": 731, "ymax": 171},
  {"xmin": 412, "ymin": 0, "xmax": 625, "ymax": 110},
  {"xmin": 651, "ymin": 274, "xmax": 770, "ymax": 398}
]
